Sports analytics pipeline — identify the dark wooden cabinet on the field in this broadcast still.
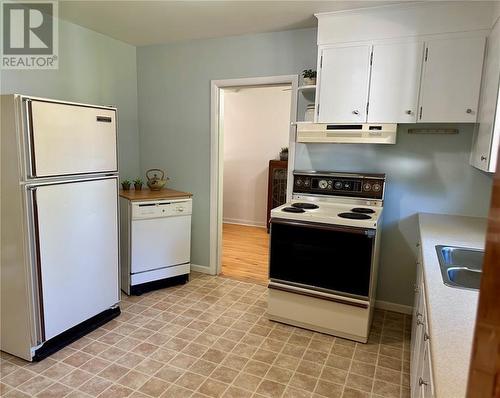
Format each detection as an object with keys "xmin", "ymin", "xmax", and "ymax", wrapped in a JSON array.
[{"xmin": 267, "ymin": 160, "xmax": 288, "ymax": 232}]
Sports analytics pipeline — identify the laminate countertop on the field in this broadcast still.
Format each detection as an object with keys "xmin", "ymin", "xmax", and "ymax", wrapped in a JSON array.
[
  {"xmin": 418, "ymin": 213, "xmax": 487, "ymax": 398},
  {"xmin": 119, "ymin": 188, "xmax": 192, "ymax": 201}
]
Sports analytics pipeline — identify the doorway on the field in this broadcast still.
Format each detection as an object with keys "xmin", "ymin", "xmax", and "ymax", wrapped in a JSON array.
[{"xmin": 209, "ymin": 75, "xmax": 298, "ymax": 282}]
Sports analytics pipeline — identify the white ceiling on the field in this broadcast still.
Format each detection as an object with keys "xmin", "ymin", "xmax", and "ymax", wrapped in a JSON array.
[{"xmin": 59, "ymin": 1, "xmax": 403, "ymax": 46}]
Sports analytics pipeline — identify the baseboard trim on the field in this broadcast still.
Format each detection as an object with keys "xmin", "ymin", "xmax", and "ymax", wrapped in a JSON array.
[
  {"xmin": 190, "ymin": 264, "xmax": 213, "ymax": 274},
  {"xmin": 223, "ymin": 219, "xmax": 266, "ymax": 228},
  {"xmin": 375, "ymin": 300, "xmax": 412, "ymax": 315}
]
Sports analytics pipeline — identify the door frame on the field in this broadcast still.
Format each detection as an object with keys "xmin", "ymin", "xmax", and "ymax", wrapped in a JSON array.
[{"xmin": 209, "ymin": 75, "xmax": 298, "ymax": 276}]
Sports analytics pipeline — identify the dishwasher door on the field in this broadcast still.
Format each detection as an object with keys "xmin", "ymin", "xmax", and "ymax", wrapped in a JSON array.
[{"xmin": 130, "ymin": 200, "xmax": 192, "ymax": 275}]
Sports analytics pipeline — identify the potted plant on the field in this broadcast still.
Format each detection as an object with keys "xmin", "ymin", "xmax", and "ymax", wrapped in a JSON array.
[
  {"xmin": 279, "ymin": 147, "xmax": 289, "ymax": 161},
  {"xmin": 121, "ymin": 179, "xmax": 131, "ymax": 190},
  {"xmin": 133, "ymin": 178, "xmax": 143, "ymax": 191},
  {"xmin": 302, "ymin": 69, "xmax": 317, "ymax": 86}
]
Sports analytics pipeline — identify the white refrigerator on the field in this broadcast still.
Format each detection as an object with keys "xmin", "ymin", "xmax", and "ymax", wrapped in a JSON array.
[{"xmin": 1, "ymin": 95, "xmax": 120, "ymax": 361}]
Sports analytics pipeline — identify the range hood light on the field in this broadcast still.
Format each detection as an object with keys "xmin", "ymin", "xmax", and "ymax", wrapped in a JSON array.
[{"xmin": 296, "ymin": 122, "xmax": 397, "ymax": 144}]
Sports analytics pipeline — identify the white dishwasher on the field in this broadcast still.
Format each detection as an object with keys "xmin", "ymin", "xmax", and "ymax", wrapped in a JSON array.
[{"xmin": 120, "ymin": 197, "xmax": 192, "ymax": 295}]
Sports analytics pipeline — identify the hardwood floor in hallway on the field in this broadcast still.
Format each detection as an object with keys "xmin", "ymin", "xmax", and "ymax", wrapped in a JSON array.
[{"xmin": 221, "ymin": 223, "xmax": 269, "ymax": 285}]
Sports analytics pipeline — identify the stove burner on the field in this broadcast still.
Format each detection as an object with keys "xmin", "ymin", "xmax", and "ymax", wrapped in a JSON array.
[
  {"xmin": 338, "ymin": 212, "xmax": 372, "ymax": 220},
  {"xmin": 291, "ymin": 202, "xmax": 319, "ymax": 210},
  {"xmin": 282, "ymin": 207, "xmax": 306, "ymax": 213},
  {"xmin": 351, "ymin": 207, "xmax": 375, "ymax": 214}
]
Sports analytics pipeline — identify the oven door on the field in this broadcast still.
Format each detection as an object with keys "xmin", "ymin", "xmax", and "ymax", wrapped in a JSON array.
[{"xmin": 269, "ymin": 218, "xmax": 375, "ymax": 300}]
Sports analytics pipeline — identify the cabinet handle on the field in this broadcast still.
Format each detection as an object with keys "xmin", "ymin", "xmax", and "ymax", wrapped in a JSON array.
[
  {"xmin": 405, "ymin": 110, "xmax": 412, "ymax": 115},
  {"xmin": 414, "ymin": 283, "xmax": 419, "ymax": 293},
  {"xmin": 419, "ymin": 377, "xmax": 428, "ymax": 387},
  {"xmin": 481, "ymin": 155, "xmax": 487, "ymax": 161},
  {"xmin": 424, "ymin": 332, "xmax": 430, "ymax": 341},
  {"xmin": 352, "ymin": 110, "xmax": 359, "ymax": 115},
  {"xmin": 466, "ymin": 108, "xmax": 473, "ymax": 114}
]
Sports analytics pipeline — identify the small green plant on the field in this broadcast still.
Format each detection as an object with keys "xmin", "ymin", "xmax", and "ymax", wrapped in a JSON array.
[
  {"xmin": 121, "ymin": 179, "xmax": 131, "ymax": 190},
  {"xmin": 302, "ymin": 69, "xmax": 317, "ymax": 79},
  {"xmin": 280, "ymin": 147, "xmax": 288, "ymax": 154},
  {"xmin": 133, "ymin": 178, "xmax": 143, "ymax": 190}
]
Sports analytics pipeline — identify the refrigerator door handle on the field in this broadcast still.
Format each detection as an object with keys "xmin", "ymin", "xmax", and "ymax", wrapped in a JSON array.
[
  {"xmin": 24, "ymin": 98, "xmax": 36, "ymax": 178},
  {"xmin": 27, "ymin": 187, "xmax": 46, "ymax": 344}
]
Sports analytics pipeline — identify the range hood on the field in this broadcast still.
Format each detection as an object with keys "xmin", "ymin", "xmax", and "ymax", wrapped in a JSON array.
[{"xmin": 296, "ymin": 122, "xmax": 397, "ymax": 144}]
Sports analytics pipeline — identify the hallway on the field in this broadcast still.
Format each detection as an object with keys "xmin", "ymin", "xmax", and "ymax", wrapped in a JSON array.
[{"xmin": 221, "ymin": 224, "xmax": 269, "ymax": 285}]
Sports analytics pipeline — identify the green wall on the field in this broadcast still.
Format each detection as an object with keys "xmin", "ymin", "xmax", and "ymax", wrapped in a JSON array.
[
  {"xmin": 137, "ymin": 28, "xmax": 318, "ymax": 269},
  {"xmin": 2, "ymin": 18, "xmax": 492, "ymax": 307},
  {"xmin": 0, "ymin": 19, "xmax": 140, "ymax": 178},
  {"xmin": 137, "ymin": 27, "xmax": 493, "ymax": 306},
  {"xmin": 295, "ymin": 125, "xmax": 493, "ymax": 305}
]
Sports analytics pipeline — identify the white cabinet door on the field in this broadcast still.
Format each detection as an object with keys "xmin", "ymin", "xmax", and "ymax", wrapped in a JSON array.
[
  {"xmin": 418, "ymin": 36, "xmax": 486, "ymax": 123},
  {"xmin": 470, "ymin": 20, "xmax": 500, "ymax": 172},
  {"xmin": 28, "ymin": 100, "xmax": 118, "ymax": 177},
  {"xmin": 131, "ymin": 215, "xmax": 191, "ymax": 274},
  {"xmin": 34, "ymin": 177, "xmax": 119, "ymax": 340},
  {"xmin": 368, "ymin": 41, "xmax": 424, "ymax": 123},
  {"xmin": 411, "ymin": 281, "xmax": 425, "ymax": 398},
  {"xmin": 411, "ymin": 280, "xmax": 435, "ymax": 398},
  {"xmin": 317, "ymin": 45, "xmax": 371, "ymax": 123},
  {"xmin": 421, "ymin": 341, "xmax": 435, "ymax": 398},
  {"xmin": 410, "ymin": 252, "xmax": 424, "ymax": 389}
]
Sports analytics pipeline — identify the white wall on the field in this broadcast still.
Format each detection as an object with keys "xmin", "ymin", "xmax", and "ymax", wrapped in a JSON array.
[{"xmin": 222, "ymin": 85, "xmax": 291, "ymax": 227}]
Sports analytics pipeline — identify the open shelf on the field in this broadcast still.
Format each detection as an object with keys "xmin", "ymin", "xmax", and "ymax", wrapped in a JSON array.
[{"xmin": 297, "ymin": 85, "xmax": 316, "ymax": 92}]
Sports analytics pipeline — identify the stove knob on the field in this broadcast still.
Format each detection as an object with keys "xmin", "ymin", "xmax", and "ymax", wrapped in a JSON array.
[
  {"xmin": 363, "ymin": 183, "xmax": 372, "ymax": 191},
  {"xmin": 318, "ymin": 180, "xmax": 328, "ymax": 189},
  {"xmin": 296, "ymin": 179, "xmax": 303, "ymax": 186},
  {"xmin": 373, "ymin": 183, "xmax": 381, "ymax": 192},
  {"xmin": 334, "ymin": 181, "xmax": 342, "ymax": 190},
  {"xmin": 304, "ymin": 179, "xmax": 311, "ymax": 187}
]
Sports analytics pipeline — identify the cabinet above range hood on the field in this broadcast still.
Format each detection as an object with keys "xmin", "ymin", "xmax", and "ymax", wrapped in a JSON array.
[{"xmin": 296, "ymin": 122, "xmax": 397, "ymax": 144}]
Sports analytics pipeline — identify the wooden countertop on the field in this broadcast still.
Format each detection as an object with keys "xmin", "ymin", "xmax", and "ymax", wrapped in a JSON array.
[{"xmin": 119, "ymin": 188, "xmax": 192, "ymax": 201}]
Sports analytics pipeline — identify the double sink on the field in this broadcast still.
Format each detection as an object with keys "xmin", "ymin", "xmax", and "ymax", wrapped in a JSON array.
[{"xmin": 435, "ymin": 246, "xmax": 484, "ymax": 290}]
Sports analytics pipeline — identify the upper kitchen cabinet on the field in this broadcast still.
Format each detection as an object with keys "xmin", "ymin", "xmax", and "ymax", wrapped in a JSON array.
[
  {"xmin": 470, "ymin": 18, "xmax": 500, "ymax": 173},
  {"xmin": 418, "ymin": 36, "xmax": 486, "ymax": 123},
  {"xmin": 315, "ymin": 2, "xmax": 493, "ymax": 124},
  {"xmin": 368, "ymin": 41, "xmax": 424, "ymax": 123},
  {"xmin": 317, "ymin": 45, "xmax": 371, "ymax": 123}
]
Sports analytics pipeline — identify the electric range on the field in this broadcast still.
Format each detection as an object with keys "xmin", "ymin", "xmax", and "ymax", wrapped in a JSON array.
[{"xmin": 267, "ymin": 171, "xmax": 386, "ymax": 343}]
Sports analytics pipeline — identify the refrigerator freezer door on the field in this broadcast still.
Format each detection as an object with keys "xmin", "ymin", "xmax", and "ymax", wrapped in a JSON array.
[
  {"xmin": 27, "ymin": 100, "xmax": 117, "ymax": 177},
  {"xmin": 33, "ymin": 177, "xmax": 119, "ymax": 340}
]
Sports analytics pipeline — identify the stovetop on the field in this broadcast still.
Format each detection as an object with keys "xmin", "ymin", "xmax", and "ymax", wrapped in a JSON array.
[{"xmin": 271, "ymin": 200, "xmax": 382, "ymax": 229}]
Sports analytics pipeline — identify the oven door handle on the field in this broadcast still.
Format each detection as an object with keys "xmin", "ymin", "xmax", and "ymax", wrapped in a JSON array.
[
  {"xmin": 268, "ymin": 281, "xmax": 370, "ymax": 309},
  {"xmin": 270, "ymin": 217, "xmax": 375, "ymax": 237}
]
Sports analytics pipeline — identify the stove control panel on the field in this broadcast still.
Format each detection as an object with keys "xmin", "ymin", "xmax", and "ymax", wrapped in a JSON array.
[{"xmin": 293, "ymin": 173, "xmax": 385, "ymax": 200}]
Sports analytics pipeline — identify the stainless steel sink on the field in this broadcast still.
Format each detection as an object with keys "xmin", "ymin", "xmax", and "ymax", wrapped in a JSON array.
[{"xmin": 435, "ymin": 246, "xmax": 484, "ymax": 290}]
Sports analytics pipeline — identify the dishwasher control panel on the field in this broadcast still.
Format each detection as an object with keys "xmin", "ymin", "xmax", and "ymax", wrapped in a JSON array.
[{"xmin": 132, "ymin": 198, "xmax": 192, "ymax": 220}]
